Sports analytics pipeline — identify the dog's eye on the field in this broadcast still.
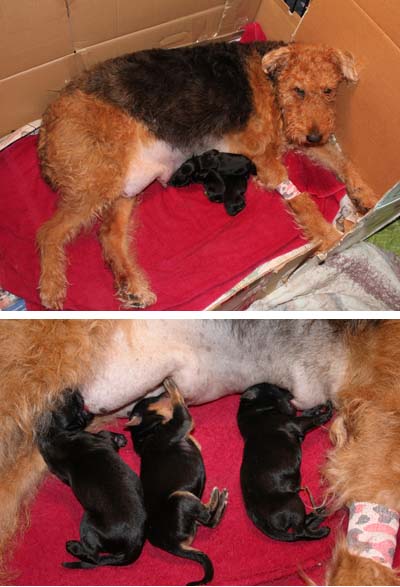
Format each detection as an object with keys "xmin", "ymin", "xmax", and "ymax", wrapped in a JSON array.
[
  {"xmin": 323, "ymin": 88, "xmax": 332, "ymax": 94},
  {"xmin": 293, "ymin": 87, "xmax": 305, "ymax": 98}
]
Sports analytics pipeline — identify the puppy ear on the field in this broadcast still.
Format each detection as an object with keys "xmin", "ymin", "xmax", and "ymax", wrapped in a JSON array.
[
  {"xmin": 261, "ymin": 46, "xmax": 291, "ymax": 77},
  {"xmin": 333, "ymin": 49, "xmax": 358, "ymax": 82},
  {"xmin": 126, "ymin": 415, "xmax": 142, "ymax": 427}
]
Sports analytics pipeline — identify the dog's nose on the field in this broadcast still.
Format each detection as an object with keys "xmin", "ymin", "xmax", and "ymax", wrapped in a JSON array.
[{"xmin": 306, "ymin": 131, "xmax": 323, "ymax": 144}]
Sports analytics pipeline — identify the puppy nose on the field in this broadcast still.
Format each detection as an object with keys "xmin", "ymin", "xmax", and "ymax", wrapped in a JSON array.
[{"xmin": 306, "ymin": 130, "xmax": 322, "ymax": 144}]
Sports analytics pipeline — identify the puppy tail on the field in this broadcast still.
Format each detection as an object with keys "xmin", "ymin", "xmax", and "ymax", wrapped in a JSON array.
[{"xmin": 170, "ymin": 544, "xmax": 213, "ymax": 586}]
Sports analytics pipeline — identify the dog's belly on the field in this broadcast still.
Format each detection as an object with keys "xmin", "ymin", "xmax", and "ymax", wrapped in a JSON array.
[
  {"xmin": 122, "ymin": 138, "xmax": 230, "ymax": 197},
  {"xmin": 123, "ymin": 140, "xmax": 189, "ymax": 196},
  {"xmin": 82, "ymin": 320, "xmax": 348, "ymax": 416}
]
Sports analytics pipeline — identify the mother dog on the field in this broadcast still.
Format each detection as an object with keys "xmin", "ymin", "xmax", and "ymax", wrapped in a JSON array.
[{"xmin": 37, "ymin": 40, "xmax": 378, "ymax": 308}]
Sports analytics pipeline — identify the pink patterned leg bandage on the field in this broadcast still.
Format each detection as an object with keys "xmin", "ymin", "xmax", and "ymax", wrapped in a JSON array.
[
  {"xmin": 275, "ymin": 179, "xmax": 301, "ymax": 201},
  {"xmin": 347, "ymin": 502, "xmax": 399, "ymax": 568}
]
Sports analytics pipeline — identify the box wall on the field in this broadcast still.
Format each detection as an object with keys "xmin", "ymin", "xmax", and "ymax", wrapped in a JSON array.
[
  {"xmin": 0, "ymin": 0, "xmax": 261, "ymax": 136},
  {"xmin": 255, "ymin": 0, "xmax": 299, "ymax": 41},
  {"xmin": 292, "ymin": 0, "xmax": 400, "ymax": 196}
]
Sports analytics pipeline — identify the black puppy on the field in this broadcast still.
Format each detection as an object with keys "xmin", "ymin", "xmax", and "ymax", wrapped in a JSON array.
[
  {"xmin": 237, "ymin": 383, "xmax": 332, "ymax": 542},
  {"xmin": 169, "ymin": 149, "xmax": 256, "ymax": 216},
  {"xmin": 128, "ymin": 377, "xmax": 228, "ymax": 586},
  {"xmin": 36, "ymin": 389, "xmax": 146, "ymax": 568}
]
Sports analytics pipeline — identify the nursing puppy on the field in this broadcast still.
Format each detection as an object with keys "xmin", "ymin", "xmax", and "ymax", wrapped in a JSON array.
[
  {"xmin": 238, "ymin": 383, "xmax": 332, "ymax": 541},
  {"xmin": 169, "ymin": 149, "xmax": 256, "ymax": 216},
  {"xmin": 37, "ymin": 389, "xmax": 146, "ymax": 569},
  {"xmin": 128, "ymin": 377, "xmax": 228, "ymax": 586}
]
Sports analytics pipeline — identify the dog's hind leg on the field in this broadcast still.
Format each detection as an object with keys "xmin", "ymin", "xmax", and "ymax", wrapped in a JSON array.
[
  {"xmin": 37, "ymin": 203, "xmax": 102, "ymax": 309},
  {"xmin": 169, "ymin": 488, "xmax": 228, "ymax": 530},
  {"xmin": 64, "ymin": 514, "xmax": 101, "ymax": 568},
  {"xmin": 99, "ymin": 197, "xmax": 156, "ymax": 308},
  {"xmin": 0, "ymin": 449, "xmax": 47, "ymax": 582}
]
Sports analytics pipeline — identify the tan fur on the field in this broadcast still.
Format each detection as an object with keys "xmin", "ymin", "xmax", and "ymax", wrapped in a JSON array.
[
  {"xmin": 38, "ymin": 91, "xmax": 156, "ymax": 309},
  {"xmin": 148, "ymin": 395, "xmax": 174, "ymax": 423},
  {"xmin": 323, "ymin": 320, "xmax": 400, "ymax": 585}
]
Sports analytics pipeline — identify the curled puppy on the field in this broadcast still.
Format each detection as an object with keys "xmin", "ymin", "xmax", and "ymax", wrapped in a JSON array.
[
  {"xmin": 36, "ymin": 389, "xmax": 146, "ymax": 569},
  {"xmin": 238, "ymin": 383, "xmax": 332, "ymax": 542},
  {"xmin": 127, "ymin": 377, "xmax": 228, "ymax": 586},
  {"xmin": 168, "ymin": 149, "xmax": 256, "ymax": 216}
]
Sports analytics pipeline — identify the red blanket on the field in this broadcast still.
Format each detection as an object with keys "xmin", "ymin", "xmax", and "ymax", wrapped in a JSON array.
[
  {"xmin": 10, "ymin": 395, "xmax": 343, "ymax": 586},
  {"xmin": 0, "ymin": 136, "xmax": 345, "ymax": 310}
]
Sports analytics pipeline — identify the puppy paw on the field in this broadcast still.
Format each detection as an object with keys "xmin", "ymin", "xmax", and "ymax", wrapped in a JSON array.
[
  {"xmin": 112, "ymin": 432, "xmax": 127, "ymax": 448},
  {"xmin": 208, "ymin": 488, "xmax": 229, "ymax": 528},
  {"xmin": 66, "ymin": 540, "xmax": 81, "ymax": 556}
]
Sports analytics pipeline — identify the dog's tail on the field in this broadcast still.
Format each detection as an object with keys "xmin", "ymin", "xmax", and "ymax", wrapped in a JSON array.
[
  {"xmin": 249, "ymin": 511, "xmax": 330, "ymax": 542},
  {"xmin": 168, "ymin": 544, "xmax": 214, "ymax": 586}
]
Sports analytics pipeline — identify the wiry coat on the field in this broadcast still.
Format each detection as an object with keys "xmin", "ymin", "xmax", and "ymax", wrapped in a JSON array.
[{"xmin": 37, "ymin": 41, "xmax": 378, "ymax": 309}]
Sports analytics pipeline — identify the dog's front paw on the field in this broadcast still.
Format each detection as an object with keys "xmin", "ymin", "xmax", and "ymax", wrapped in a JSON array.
[
  {"xmin": 314, "ymin": 226, "xmax": 343, "ymax": 253},
  {"xmin": 348, "ymin": 185, "xmax": 380, "ymax": 214}
]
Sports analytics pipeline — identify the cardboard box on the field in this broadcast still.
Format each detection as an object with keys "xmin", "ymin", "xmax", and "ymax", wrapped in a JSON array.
[
  {"xmin": 1, "ymin": 0, "xmax": 399, "ymax": 310},
  {"xmin": 0, "ymin": 0, "xmax": 261, "ymax": 137}
]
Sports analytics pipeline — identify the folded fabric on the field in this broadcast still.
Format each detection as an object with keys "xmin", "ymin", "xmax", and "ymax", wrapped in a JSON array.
[{"xmin": 248, "ymin": 242, "xmax": 400, "ymax": 311}]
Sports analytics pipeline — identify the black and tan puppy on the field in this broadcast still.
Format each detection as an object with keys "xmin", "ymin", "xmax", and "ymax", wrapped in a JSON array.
[
  {"xmin": 169, "ymin": 149, "xmax": 257, "ymax": 216},
  {"xmin": 128, "ymin": 377, "xmax": 228, "ymax": 586},
  {"xmin": 36, "ymin": 389, "xmax": 146, "ymax": 569},
  {"xmin": 238, "ymin": 383, "xmax": 332, "ymax": 542}
]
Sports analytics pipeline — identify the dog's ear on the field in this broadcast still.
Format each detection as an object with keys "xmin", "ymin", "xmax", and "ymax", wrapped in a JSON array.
[
  {"xmin": 126, "ymin": 415, "xmax": 142, "ymax": 426},
  {"xmin": 261, "ymin": 46, "xmax": 291, "ymax": 77},
  {"xmin": 333, "ymin": 49, "xmax": 358, "ymax": 83}
]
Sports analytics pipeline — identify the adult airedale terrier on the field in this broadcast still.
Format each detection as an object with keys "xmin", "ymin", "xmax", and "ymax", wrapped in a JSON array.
[{"xmin": 38, "ymin": 41, "xmax": 378, "ymax": 309}]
